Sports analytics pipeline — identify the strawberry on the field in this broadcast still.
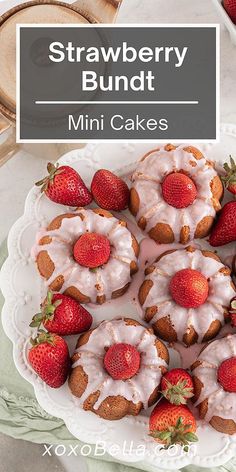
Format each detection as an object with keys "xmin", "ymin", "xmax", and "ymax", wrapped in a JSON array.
[
  {"xmin": 222, "ymin": 156, "xmax": 236, "ymax": 195},
  {"xmin": 161, "ymin": 368, "xmax": 194, "ymax": 405},
  {"xmin": 170, "ymin": 269, "xmax": 209, "ymax": 308},
  {"xmin": 217, "ymin": 357, "xmax": 236, "ymax": 392},
  {"xmin": 223, "ymin": 0, "xmax": 236, "ymax": 24},
  {"xmin": 73, "ymin": 232, "xmax": 111, "ymax": 268},
  {"xmin": 209, "ymin": 201, "xmax": 236, "ymax": 247},
  {"xmin": 162, "ymin": 172, "xmax": 197, "ymax": 209},
  {"xmin": 91, "ymin": 169, "xmax": 130, "ymax": 211},
  {"xmin": 36, "ymin": 162, "xmax": 92, "ymax": 207},
  {"xmin": 28, "ymin": 332, "xmax": 70, "ymax": 388},
  {"xmin": 229, "ymin": 297, "xmax": 236, "ymax": 326},
  {"xmin": 30, "ymin": 291, "xmax": 92, "ymax": 336},
  {"xmin": 104, "ymin": 343, "xmax": 140, "ymax": 380},
  {"xmin": 149, "ymin": 399, "xmax": 198, "ymax": 449}
]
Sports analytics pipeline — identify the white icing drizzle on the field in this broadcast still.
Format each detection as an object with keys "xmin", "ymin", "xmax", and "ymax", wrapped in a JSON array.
[
  {"xmin": 142, "ymin": 248, "xmax": 236, "ymax": 344},
  {"xmin": 192, "ymin": 334, "xmax": 236, "ymax": 423},
  {"xmin": 72, "ymin": 319, "xmax": 168, "ymax": 410},
  {"xmin": 131, "ymin": 144, "xmax": 219, "ymax": 242},
  {"xmin": 32, "ymin": 209, "xmax": 138, "ymax": 303}
]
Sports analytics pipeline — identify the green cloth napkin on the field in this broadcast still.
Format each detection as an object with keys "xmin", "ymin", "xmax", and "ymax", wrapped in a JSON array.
[{"xmin": 0, "ymin": 239, "xmax": 236, "ymax": 472}]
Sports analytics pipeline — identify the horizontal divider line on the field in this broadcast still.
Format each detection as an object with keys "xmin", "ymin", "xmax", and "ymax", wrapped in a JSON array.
[{"xmin": 35, "ymin": 100, "xmax": 199, "ymax": 105}]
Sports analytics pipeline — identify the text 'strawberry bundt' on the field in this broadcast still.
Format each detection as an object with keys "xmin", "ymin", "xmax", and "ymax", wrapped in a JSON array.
[
  {"xmin": 139, "ymin": 246, "xmax": 236, "ymax": 346},
  {"xmin": 129, "ymin": 144, "xmax": 223, "ymax": 244},
  {"xmin": 32, "ymin": 208, "xmax": 139, "ymax": 304},
  {"xmin": 69, "ymin": 318, "xmax": 169, "ymax": 420},
  {"xmin": 192, "ymin": 334, "xmax": 236, "ymax": 435}
]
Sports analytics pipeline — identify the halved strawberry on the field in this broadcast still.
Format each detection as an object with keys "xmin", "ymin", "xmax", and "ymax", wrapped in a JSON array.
[{"xmin": 229, "ymin": 296, "xmax": 236, "ymax": 327}]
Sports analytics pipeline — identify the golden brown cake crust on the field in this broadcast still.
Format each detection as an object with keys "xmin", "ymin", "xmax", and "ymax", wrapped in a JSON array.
[
  {"xmin": 192, "ymin": 351, "xmax": 236, "ymax": 435},
  {"xmin": 68, "ymin": 318, "xmax": 169, "ymax": 420},
  {"xmin": 139, "ymin": 246, "xmax": 233, "ymax": 346},
  {"xmin": 36, "ymin": 209, "xmax": 139, "ymax": 304},
  {"xmin": 148, "ymin": 223, "xmax": 175, "ymax": 244},
  {"xmin": 129, "ymin": 144, "xmax": 223, "ymax": 244}
]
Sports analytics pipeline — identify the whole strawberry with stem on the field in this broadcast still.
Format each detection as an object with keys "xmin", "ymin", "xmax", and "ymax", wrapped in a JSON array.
[
  {"xmin": 30, "ymin": 291, "xmax": 92, "ymax": 336},
  {"xmin": 36, "ymin": 163, "xmax": 92, "ymax": 207},
  {"xmin": 91, "ymin": 169, "xmax": 130, "ymax": 211},
  {"xmin": 28, "ymin": 332, "xmax": 70, "ymax": 388},
  {"xmin": 229, "ymin": 297, "xmax": 236, "ymax": 327},
  {"xmin": 222, "ymin": 156, "xmax": 236, "ymax": 195},
  {"xmin": 209, "ymin": 201, "xmax": 236, "ymax": 247},
  {"xmin": 161, "ymin": 368, "xmax": 194, "ymax": 405},
  {"xmin": 149, "ymin": 399, "xmax": 198, "ymax": 449}
]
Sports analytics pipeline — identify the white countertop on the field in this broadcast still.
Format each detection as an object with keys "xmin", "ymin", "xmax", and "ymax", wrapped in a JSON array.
[{"xmin": 0, "ymin": 0, "xmax": 236, "ymax": 245}]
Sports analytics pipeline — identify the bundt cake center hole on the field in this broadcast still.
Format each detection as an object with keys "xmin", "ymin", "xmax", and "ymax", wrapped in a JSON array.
[
  {"xmin": 162, "ymin": 172, "xmax": 197, "ymax": 209},
  {"xmin": 169, "ymin": 268, "xmax": 209, "ymax": 309},
  {"xmin": 73, "ymin": 232, "xmax": 111, "ymax": 268},
  {"xmin": 218, "ymin": 357, "xmax": 236, "ymax": 392},
  {"xmin": 103, "ymin": 343, "xmax": 141, "ymax": 380}
]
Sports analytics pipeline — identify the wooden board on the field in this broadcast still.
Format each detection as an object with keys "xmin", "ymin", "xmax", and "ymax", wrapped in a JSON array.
[{"xmin": 0, "ymin": 0, "xmax": 121, "ymax": 121}]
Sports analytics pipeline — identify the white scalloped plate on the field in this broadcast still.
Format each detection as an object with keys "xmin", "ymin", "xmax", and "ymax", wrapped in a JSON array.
[{"xmin": 1, "ymin": 125, "xmax": 236, "ymax": 470}]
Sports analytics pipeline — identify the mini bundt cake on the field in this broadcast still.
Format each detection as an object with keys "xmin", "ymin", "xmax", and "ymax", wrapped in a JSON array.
[
  {"xmin": 139, "ymin": 246, "xmax": 236, "ymax": 346},
  {"xmin": 69, "ymin": 318, "xmax": 169, "ymax": 420},
  {"xmin": 129, "ymin": 144, "xmax": 223, "ymax": 244},
  {"xmin": 32, "ymin": 208, "xmax": 139, "ymax": 304},
  {"xmin": 192, "ymin": 334, "xmax": 236, "ymax": 435}
]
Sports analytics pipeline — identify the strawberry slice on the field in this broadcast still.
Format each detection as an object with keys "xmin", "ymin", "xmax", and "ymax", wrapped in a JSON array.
[{"xmin": 229, "ymin": 297, "xmax": 236, "ymax": 326}]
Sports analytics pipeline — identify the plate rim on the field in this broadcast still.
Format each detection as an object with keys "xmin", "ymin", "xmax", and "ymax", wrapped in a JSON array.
[{"xmin": 1, "ymin": 123, "xmax": 236, "ymax": 470}]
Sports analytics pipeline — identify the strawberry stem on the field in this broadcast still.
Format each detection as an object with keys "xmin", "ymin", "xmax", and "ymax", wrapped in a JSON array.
[
  {"xmin": 30, "ymin": 331, "xmax": 55, "ymax": 346},
  {"xmin": 29, "ymin": 290, "xmax": 62, "ymax": 329},
  {"xmin": 35, "ymin": 163, "xmax": 64, "ymax": 193},
  {"xmin": 150, "ymin": 416, "xmax": 198, "ymax": 449},
  {"xmin": 222, "ymin": 156, "xmax": 236, "ymax": 189},
  {"xmin": 162, "ymin": 379, "xmax": 194, "ymax": 405}
]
